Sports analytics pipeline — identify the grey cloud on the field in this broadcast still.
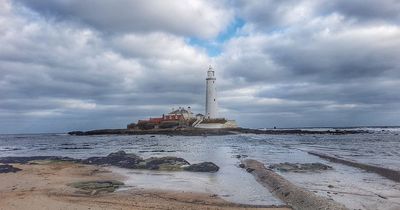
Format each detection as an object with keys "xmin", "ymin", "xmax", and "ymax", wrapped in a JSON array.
[
  {"xmin": 256, "ymin": 80, "xmax": 400, "ymax": 106},
  {"xmin": 1, "ymin": 0, "xmax": 400, "ymax": 133},
  {"xmin": 219, "ymin": 25, "xmax": 400, "ymax": 85},
  {"xmin": 235, "ymin": 0, "xmax": 400, "ymax": 30},
  {"xmin": 13, "ymin": 0, "xmax": 232, "ymax": 38},
  {"xmin": 216, "ymin": 1, "xmax": 400, "ymax": 128},
  {"xmin": 0, "ymin": 1, "xmax": 212, "ymax": 133},
  {"xmin": 233, "ymin": 0, "xmax": 300, "ymax": 29},
  {"xmin": 320, "ymin": 0, "xmax": 400, "ymax": 23},
  {"xmin": 267, "ymin": 37, "xmax": 400, "ymax": 82}
]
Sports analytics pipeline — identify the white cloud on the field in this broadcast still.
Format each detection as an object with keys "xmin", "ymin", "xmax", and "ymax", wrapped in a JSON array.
[
  {"xmin": 58, "ymin": 99, "xmax": 97, "ymax": 110},
  {"xmin": 14, "ymin": 0, "xmax": 233, "ymax": 39},
  {"xmin": 1, "ymin": 0, "xmax": 400, "ymax": 132}
]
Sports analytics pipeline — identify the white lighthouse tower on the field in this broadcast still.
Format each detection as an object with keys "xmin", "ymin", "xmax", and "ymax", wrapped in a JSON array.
[{"xmin": 205, "ymin": 65, "xmax": 218, "ymax": 119}]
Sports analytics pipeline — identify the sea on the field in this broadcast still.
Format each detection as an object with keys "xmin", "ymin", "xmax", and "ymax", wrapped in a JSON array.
[{"xmin": 1, "ymin": 127, "xmax": 399, "ymax": 209}]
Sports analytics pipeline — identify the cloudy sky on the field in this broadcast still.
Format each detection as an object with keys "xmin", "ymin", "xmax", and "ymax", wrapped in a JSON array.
[{"xmin": 1, "ymin": 0, "xmax": 400, "ymax": 133}]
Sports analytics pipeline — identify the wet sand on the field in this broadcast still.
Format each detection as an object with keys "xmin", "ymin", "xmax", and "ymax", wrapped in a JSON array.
[{"xmin": 0, "ymin": 161, "xmax": 290, "ymax": 210}]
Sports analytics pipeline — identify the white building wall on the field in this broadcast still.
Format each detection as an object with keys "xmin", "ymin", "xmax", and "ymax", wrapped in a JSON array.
[{"xmin": 205, "ymin": 66, "xmax": 218, "ymax": 118}]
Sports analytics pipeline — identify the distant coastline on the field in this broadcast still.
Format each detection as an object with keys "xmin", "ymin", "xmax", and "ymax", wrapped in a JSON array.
[{"xmin": 68, "ymin": 127, "xmax": 368, "ymax": 136}]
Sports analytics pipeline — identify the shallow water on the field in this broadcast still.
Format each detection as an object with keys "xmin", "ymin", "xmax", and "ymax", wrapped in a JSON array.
[{"xmin": 0, "ymin": 127, "xmax": 399, "ymax": 209}]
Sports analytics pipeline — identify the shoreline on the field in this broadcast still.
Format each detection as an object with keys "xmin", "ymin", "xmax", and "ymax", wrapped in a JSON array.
[
  {"xmin": 68, "ymin": 127, "xmax": 368, "ymax": 136},
  {"xmin": 0, "ymin": 161, "xmax": 290, "ymax": 210},
  {"xmin": 2, "ymin": 150, "xmax": 400, "ymax": 209}
]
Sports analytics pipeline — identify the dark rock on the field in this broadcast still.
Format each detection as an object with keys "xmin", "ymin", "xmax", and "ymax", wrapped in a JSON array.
[
  {"xmin": 68, "ymin": 180, "xmax": 124, "ymax": 195},
  {"xmin": 149, "ymin": 150, "xmax": 176, "ymax": 153},
  {"xmin": 68, "ymin": 131, "xmax": 84, "ymax": 135},
  {"xmin": 0, "ymin": 151, "xmax": 219, "ymax": 173},
  {"xmin": 144, "ymin": 156, "xmax": 190, "ymax": 170},
  {"xmin": 81, "ymin": 150, "xmax": 142, "ymax": 169},
  {"xmin": 151, "ymin": 150, "xmax": 166, "ymax": 152},
  {"xmin": 328, "ymin": 185, "xmax": 334, "ymax": 188},
  {"xmin": 234, "ymin": 154, "xmax": 248, "ymax": 159},
  {"xmin": 184, "ymin": 162, "xmax": 219, "ymax": 172},
  {"xmin": 246, "ymin": 168, "xmax": 255, "ymax": 173},
  {"xmin": 239, "ymin": 163, "xmax": 245, "ymax": 168},
  {"xmin": 60, "ymin": 143, "xmax": 75, "ymax": 146},
  {"xmin": 0, "ymin": 156, "xmax": 76, "ymax": 164},
  {"xmin": 107, "ymin": 151, "xmax": 141, "ymax": 160},
  {"xmin": 60, "ymin": 147, "xmax": 93, "ymax": 150},
  {"xmin": 378, "ymin": 194, "xmax": 387, "ymax": 199},
  {"xmin": 269, "ymin": 162, "xmax": 332, "ymax": 172},
  {"xmin": 0, "ymin": 164, "xmax": 22, "ymax": 173}
]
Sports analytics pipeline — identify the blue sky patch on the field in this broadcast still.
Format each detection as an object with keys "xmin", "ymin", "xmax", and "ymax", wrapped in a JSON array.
[{"xmin": 187, "ymin": 18, "xmax": 245, "ymax": 57}]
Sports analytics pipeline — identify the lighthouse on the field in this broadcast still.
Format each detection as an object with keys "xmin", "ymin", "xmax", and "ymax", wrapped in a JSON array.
[{"xmin": 205, "ymin": 65, "xmax": 218, "ymax": 119}]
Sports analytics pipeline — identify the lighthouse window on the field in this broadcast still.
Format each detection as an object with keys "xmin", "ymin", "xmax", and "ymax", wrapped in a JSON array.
[
  {"xmin": 213, "ymin": 81, "xmax": 214, "ymax": 84},
  {"xmin": 214, "ymin": 99, "xmax": 216, "ymax": 101}
]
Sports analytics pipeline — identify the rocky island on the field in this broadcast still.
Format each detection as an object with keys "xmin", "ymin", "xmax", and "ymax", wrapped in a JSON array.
[{"xmin": 68, "ymin": 127, "xmax": 369, "ymax": 136}]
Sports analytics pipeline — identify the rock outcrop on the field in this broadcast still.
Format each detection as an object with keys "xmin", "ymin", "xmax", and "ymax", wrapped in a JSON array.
[
  {"xmin": 0, "ymin": 156, "xmax": 77, "ymax": 164},
  {"xmin": 68, "ymin": 127, "xmax": 368, "ymax": 136},
  {"xmin": 0, "ymin": 164, "xmax": 22, "ymax": 173},
  {"xmin": 68, "ymin": 180, "xmax": 124, "ymax": 195},
  {"xmin": 0, "ymin": 151, "xmax": 219, "ymax": 173},
  {"xmin": 184, "ymin": 162, "xmax": 219, "ymax": 172},
  {"xmin": 142, "ymin": 156, "xmax": 190, "ymax": 170},
  {"xmin": 82, "ymin": 151, "xmax": 143, "ymax": 169}
]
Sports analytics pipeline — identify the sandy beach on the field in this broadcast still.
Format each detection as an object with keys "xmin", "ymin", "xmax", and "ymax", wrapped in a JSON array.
[{"xmin": 0, "ymin": 161, "xmax": 290, "ymax": 210}]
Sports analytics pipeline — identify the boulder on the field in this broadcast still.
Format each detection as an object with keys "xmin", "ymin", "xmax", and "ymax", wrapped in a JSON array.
[
  {"xmin": 184, "ymin": 162, "xmax": 219, "ymax": 172},
  {"xmin": 81, "ymin": 150, "xmax": 142, "ymax": 168},
  {"xmin": 143, "ymin": 156, "xmax": 190, "ymax": 170},
  {"xmin": 246, "ymin": 168, "xmax": 255, "ymax": 173},
  {"xmin": 0, "ymin": 164, "xmax": 22, "ymax": 173}
]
